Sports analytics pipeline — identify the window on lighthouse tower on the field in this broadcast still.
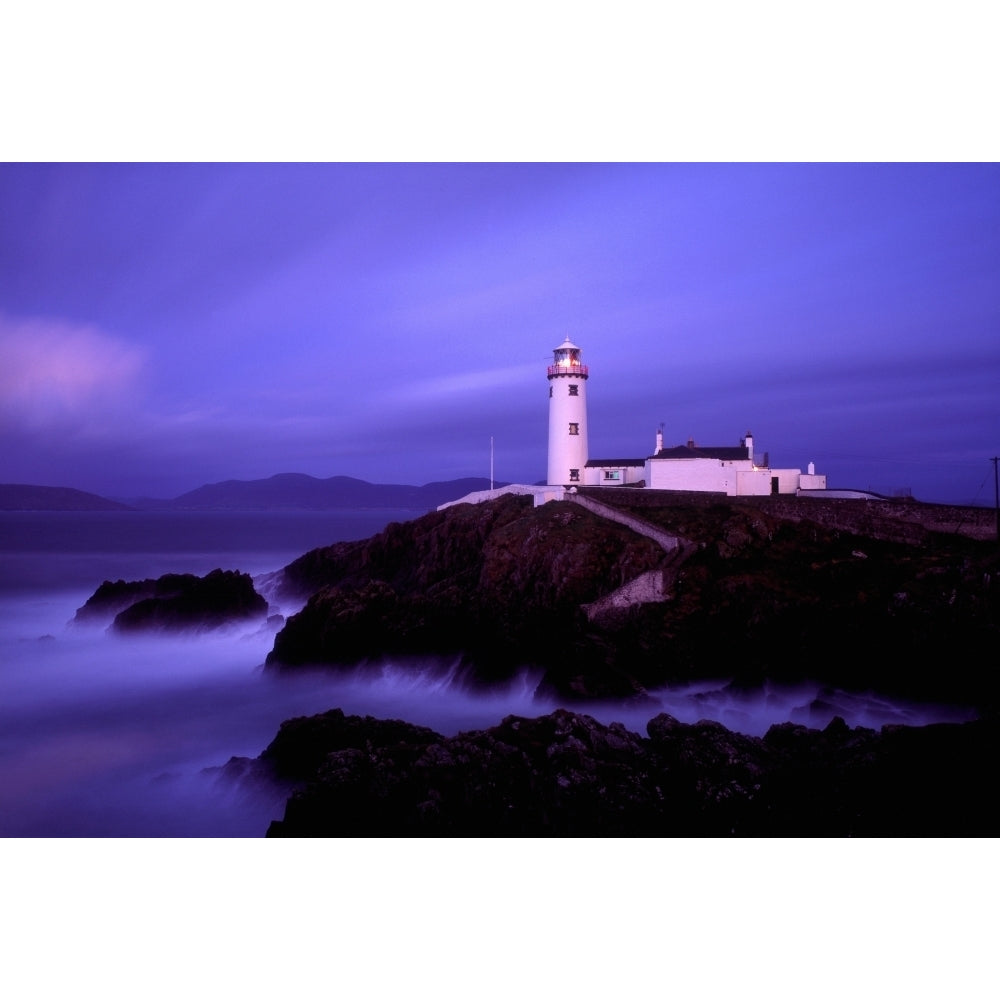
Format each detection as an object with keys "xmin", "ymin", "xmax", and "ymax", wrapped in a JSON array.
[
  {"xmin": 569, "ymin": 422, "xmax": 579, "ymax": 435},
  {"xmin": 568, "ymin": 384, "xmax": 579, "ymax": 396}
]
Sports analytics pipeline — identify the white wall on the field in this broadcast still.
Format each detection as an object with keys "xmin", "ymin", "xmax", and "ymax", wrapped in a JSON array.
[
  {"xmin": 736, "ymin": 468, "xmax": 776, "ymax": 496},
  {"xmin": 772, "ymin": 468, "xmax": 802, "ymax": 494},
  {"xmin": 547, "ymin": 374, "xmax": 588, "ymax": 485},
  {"xmin": 645, "ymin": 458, "xmax": 754, "ymax": 494},
  {"xmin": 437, "ymin": 484, "xmax": 563, "ymax": 510},
  {"xmin": 644, "ymin": 459, "xmax": 817, "ymax": 496},
  {"xmin": 584, "ymin": 465, "xmax": 644, "ymax": 486},
  {"xmin": 799, "ymin": 473, "xmax": 827, "ymax": 490}
]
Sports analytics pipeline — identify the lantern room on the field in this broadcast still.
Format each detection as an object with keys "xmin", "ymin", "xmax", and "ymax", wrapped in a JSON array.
[{"xmin": 547, "ymin": 338, "xmax": 589, "ymax": 379}]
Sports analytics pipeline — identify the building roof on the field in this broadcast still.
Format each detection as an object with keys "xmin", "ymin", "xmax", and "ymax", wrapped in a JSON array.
[
  {"xmin": 585, "ymin": 458, "xmax": 646, "ymax": 468},
  {"xmin": 653, "ymin": 444, "xmax": 750, "ymax": 461},
  {"xmin": 553, "ymin": 337, "xmax": 581, "ymax": 351}
]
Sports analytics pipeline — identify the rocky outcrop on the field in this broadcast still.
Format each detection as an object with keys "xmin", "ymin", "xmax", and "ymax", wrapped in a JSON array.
[
  {"xmin": 578, "ymin": 487, "xmax": 998, "ymax": 544},
  {"xmin": 260, "ymin": 708, "xmax": 998, "ymax": 836},
  {"xmin": 267, "ymin": 494, "xmax": 666, "ymax": 695},
  {"xmin": 265, "ymin": 493, "xmax": 1000, "ymax": 708},
  {"xmin": 75, "ymin": 574, "xmax": 195, "ymax": 625},
  {"xmin": 76, "ymin": 569, "xmax": 268, "ymax": 632},
  {"xmin": 260, "ymin": 708, "xmax": 442, "ymax": 780}
]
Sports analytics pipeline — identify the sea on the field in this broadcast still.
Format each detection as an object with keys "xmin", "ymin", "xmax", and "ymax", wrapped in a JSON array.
[{"xmin": 0, "ymin": 508, "xmax": 978, "ymax": 838}]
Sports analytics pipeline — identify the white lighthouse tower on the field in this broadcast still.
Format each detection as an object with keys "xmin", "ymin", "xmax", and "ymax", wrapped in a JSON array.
[{"xmin": 547, "ymin": 337, "xmax": 589, "ymax": 486}]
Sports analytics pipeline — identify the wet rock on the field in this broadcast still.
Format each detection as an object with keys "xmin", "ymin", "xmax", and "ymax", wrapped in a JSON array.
[
  {"xmin": 260, "ymin": 707, "xmax": 441, "ymax": 780},
  {"xmin": 266, "ymin": 494, "xmax": 664, "ymax": 692},
  {"xmin": 80, "ymin": 569, "xmax": 269, "ymax": 633},
  {"xmin": 263, "ymin": 493, "xmax": 1000, "ymax": 707},
  {"xmin": 262, "ymin": 708, "xmax": 999, "ymax": 837},
  {"xmin": 74, "ymin": 574, "xmax": 199, "ymax": 625}
]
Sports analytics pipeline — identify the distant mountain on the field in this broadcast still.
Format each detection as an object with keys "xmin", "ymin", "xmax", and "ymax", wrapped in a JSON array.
[
  {"xmin": 129, "ymin": 474, "xmax": 506, "ymax": 511},
  {"xmin": 0, "ymin": 484, "xmax": 133, "ymax": 511}
]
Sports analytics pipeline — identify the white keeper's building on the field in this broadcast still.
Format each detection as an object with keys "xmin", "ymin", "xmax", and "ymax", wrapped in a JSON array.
[{"xmin": 547, "ymin": 337, "xmax": 826, "ymax": 496}]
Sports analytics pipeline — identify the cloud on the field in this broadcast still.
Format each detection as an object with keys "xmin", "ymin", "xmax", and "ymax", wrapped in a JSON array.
[
  {"xmin": 388, "ymin": 363, "xmax": 539, "ymax": 407},
  {"xmin": 0, "ymin": 315, "xmax": 145, "ymax": 431}
]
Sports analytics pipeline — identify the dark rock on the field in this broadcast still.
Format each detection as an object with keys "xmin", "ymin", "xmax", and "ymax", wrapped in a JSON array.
[
  {"xmin": 260, "ymin": 707, "xmax": 441, "ymax": 780},
  {"xmin": 824, "ymin": 715, "xmax": 851, "ymax": 737},
  {"xmin": 262, "ymin": 708, "xmax": 998, "ymax": 837},
  {"xmin": 263, "ymin": 492, "xmax": 1000, "ymax": 706},
  {"xmin": 81, "ymin": 569, "xmax": 268, "ymax": 633},
  {"xmin": 267, "ymin": 494, "xmax": 664, "ymax": 694},
  {"xmin": 74, "ymin": 574, "xmax": 200, "ymax": 625}
]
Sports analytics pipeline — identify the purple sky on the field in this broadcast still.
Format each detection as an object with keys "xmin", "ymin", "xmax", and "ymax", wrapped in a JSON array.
[{"xmin": 1, "ymin": 162, "xmax": 997, "ymax": 503}]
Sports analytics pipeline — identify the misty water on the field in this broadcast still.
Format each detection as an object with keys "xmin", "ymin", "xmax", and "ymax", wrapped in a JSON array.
[{"xmin": 0, "ymin": 510, "xmax": 977, "ymax": 837}]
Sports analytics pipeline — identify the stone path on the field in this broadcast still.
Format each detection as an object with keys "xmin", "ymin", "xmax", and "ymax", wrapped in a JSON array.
[{"xmin": 566, "ymin": 492, "xmax": 697, "ymax": 620}]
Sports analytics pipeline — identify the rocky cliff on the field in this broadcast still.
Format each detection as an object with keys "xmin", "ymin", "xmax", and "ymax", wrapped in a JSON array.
[
  {"xmin": 266, "ymin": 493, "xmax": 1000, "ymax": 709},
  {"xmin": 268, "ymin": 494, "xmax": 666, "ymax": 696}
]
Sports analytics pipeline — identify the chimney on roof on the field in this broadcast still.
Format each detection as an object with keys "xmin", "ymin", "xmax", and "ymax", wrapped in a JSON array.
[
  {"xmin": 745, "ymin": 430, "xmax": 754, "ymax": 465},
  {"xmin": 655, "ymin": 426, "xmax": 663, "ymax": 453}
]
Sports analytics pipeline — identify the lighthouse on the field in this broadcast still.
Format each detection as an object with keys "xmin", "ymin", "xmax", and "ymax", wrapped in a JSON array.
[{"xmin": 547, "ymin": 337, "xmax": 589, "ymax": 486}]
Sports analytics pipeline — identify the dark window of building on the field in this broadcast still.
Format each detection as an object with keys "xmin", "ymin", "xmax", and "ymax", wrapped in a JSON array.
[
  {"xmin": 569, "ymin": 422, "xmax": 579, "ymax": 435},
  {"xmin": 771, "ymin": 477, "xmax": 779, "ymax": 495},
  {"xmin": 569, "ymin": 468, "xmax": 580, "ymax": 482},
  {"xmin": 568, "ymin": 384, "xmax": 579, "ymax": 396},
  {"xmin": 604, "ymin": 470, "xmax": 620, "ymax": 481},
  {"xmin": 549, "ymin": 386, "xmax": 553, "ymax": 397}
]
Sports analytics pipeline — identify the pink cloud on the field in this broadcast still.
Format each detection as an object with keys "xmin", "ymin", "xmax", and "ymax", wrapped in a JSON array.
[{"xmin": 0, "ymin": 315, "xmax": 145, "ymax": 430}]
